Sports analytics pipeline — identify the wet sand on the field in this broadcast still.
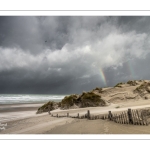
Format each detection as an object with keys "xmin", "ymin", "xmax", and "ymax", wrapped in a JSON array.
[
  {"xmin": 0, "ymin": 103, "xmax": 44, "ymax": 113},
  {"xmin": 0, "ymin": 103, "xmax": 45, "ymax": 123}
]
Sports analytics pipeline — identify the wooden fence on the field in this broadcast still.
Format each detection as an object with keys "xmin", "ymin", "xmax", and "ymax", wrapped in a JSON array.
[
  {"xmin": 106, "ymin": 109, "xmax": 149, "ymax": 125},
  {"xmin": 51, "ymin": 108, "xmax": 150, "ymax": 126}
]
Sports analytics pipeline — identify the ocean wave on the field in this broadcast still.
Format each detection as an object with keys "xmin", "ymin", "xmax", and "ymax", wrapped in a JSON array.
[{"xmin": 0, "ymin": 94, "xmax": 66, "ymax": 104}]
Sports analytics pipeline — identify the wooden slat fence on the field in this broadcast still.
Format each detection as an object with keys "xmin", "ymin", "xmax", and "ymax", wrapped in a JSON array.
[
  {"xmin": 50, "ymin": 108, "xmax": 150, "ymax": 126},
  {"xmin": 107, "ymin": 108, "xmax": 149, "ymax": 125}
]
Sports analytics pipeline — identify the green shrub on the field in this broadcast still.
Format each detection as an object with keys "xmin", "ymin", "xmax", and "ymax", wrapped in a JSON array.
[
  {"xmin": 61, "ymin": 95, "xmax": 78, "ymax": 109},
  {"xmin": 37, "ymin": 101, "xmax": 58, "ymax": 114},
  {"xmin": 80, "ymin": 92, "xmax": 105, "ymax": 107}
]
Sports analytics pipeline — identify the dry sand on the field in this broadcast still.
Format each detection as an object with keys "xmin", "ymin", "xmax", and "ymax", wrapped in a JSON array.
[
  {"xmin": 1, "ymin": 81, "xmax": 150, "ymax": 134},
  {"xmin": 1, "ymin": 99, "xmax": 150, "ymax": 134}
]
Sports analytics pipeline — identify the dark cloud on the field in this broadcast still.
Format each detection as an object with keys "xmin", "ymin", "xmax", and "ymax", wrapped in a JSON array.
[{"xmin": 0, "ymin": 16, "xmax": 150, "ymax": 94}]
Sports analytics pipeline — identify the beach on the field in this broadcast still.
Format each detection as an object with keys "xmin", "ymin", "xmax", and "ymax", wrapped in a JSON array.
[
  {"xmin": 1, "ymin": 99, "xmax": 150, "ymax": 134},
  {"xmin": 0, "ymin": 103, "xmax": 45, "ymax": 123}
]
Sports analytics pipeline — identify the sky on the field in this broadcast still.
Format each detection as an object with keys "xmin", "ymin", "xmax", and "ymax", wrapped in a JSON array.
[{"xmin": 0, "ymin": 16, "xmax": 150, "ymax": 94}]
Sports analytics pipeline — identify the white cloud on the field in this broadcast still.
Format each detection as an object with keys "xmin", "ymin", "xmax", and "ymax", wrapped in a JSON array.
[{"xmin": 0, "ymin": 29, "xmax": 149, "ymax": 78}]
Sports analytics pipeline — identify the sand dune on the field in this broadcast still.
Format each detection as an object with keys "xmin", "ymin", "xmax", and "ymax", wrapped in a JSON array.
[{"xmin": 1, "ymin": 80, "xmax": 150, "ymax": 134}]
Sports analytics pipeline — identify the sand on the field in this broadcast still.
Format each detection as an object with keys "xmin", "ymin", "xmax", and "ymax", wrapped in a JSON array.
[
  {"xmin": 0, "ymin": 103, "xmax": 45, "ymax": 123},
  {"xmin": 1, "ymin": 81, "xmax": 150, "ymax": 134},
  {"xmin": 1, "ymin": 99, "xmax": 150, "ymax": 134},
  {"xmin": 0, "ymin": 103, "xmax": 44, "ymax": 113}
]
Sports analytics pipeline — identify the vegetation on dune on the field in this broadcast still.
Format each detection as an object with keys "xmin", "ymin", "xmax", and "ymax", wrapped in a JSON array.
[
  {"xmin": 139, "ymin": 80, "xmax": 143, "ymax": 82},
  {"xmin": 79, "ymin": 92, "xmax": 105, "ymax": 107},
  {"xmin": 36, "ymin": 90, "xmax": 107, "ymax": 113},
  {"xmin": 134, "ymin": 82, "xmax": 150, "ymax": 94},
  {"xmin": 114, "ymin": 82, "xmax": 123, "ymax": 88},
  {"xmin": 38, "ymin": 80, "xmax": 150, "ymax": 113},
  {"xmin": 60, "ymin": 92, "xmax": 106, "ymax": 109},
  {"xmin": 127, "ymin": 80, "xmax": 138, "ymax": 86},
  {"xmin": 58, "ymin": 102, "xmax": 61, "ymax": 107},
  {"xmin": 93, "ymin": 87, "xmax": 103, "ymax": 93},
  {"xmin": 36, "ymin": 101, "xmax": 59, "ymax": 114},
  {"xmin": 61, "ymin": 94, "xmax": 79, "ymax": 109}
]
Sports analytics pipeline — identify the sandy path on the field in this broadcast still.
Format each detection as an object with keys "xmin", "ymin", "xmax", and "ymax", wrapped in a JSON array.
[{"xmin": 46, "ymin": 119, "xmax": 150, "ymax": 134}]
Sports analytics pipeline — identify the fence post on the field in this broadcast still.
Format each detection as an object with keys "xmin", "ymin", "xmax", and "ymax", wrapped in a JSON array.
[
  {"xmin": 87, "ymin": 110, "xmax": 90, "ymax": 119},
  {"xmin": 108, "ymin": 111, "xmax": 112, "ymax": 120},
  {"xmin": 125, "ymin": 111, "xmax": 128, "ymax": 124},
  {"xmin": 136, "ymin": 110, "xmax": 141, "ymax": 125},
  {"xmin": 140, "ymin": 110, "xmax": 145, "ymax": 125},
  {"xmin": 121, "ymin": 114, "xmax": 124, "ymax": 124},
  {"xmin": 131, "ymin": 110, "xmax": 135, "ymax": 125},
  {"xmin": 78, "ymin": 113, "xmax": 79, "ymax": 118},
  {"xmin": 143, "ymin": 110, "xmax": 148, "ymax": 125},
  {"xmin": 141, "ymin": 110, "xmax": 148, "ymax": 125},
  {"xmin": 116, "ymin": 114, "xmax": 118, "ymax": 123},
  {"xmin": 67, "ymin": 113, "xmax": 69, "ymax": 117},
  {"xmin": 120, "ymin": 114, "xmax": 123, "ymax": 124},
  {"xmin": 132, "ymin": 110, "xmax": 135, "ymax": 125},
  {"xmin": 134, "ymin": 110, "xmax": 138, "ymax": 125},
  {"xmin": 57, "ymin": 114, "xmax": 58, "ymax": 117},
  {"xmin": 113, "ymin": 114, "xmax": 115, "ymax": 121},
  {"xmin": 123, "ymin": 112, "xmax": 126, "ymax": 124},
  {"xmin": 128, "ymin": 108, "xmax": 133, "ymax": 124},
  {"xmin": 115, "ymin": 114, "xmax": 118, "ymax": 123},
  {"xmin": 135, "ymin": 110, "xmax": 139, "ymax": 125},
  {"xmin": 118, "ymin": 114, "xmax": 121, "ymax": 124},
  {"xmin": 125, "ymin": 111, "xmax": 129, "ymax": 124},
  {"xmin": 117, "ymin": 114, "xmax": 120, "ymax": 123},
  {"xmin": 119, "ymin": 114, "xmax": 122, "ymax": 124},
  {"xmin": 122, "ymin": 112, "xmax": 125, "ymax": 124},
  {"xmin": 48, "ymin": 105, "xmax": 51, "ymax": 115},
  {"xmin": 117, "ymin": 114, "xmax": 119, "ymax": 123}
]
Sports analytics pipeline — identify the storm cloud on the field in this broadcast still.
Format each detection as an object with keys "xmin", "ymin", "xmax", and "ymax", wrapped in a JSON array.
[{"xmin": 0, "ymin": 16, "xmax": 150, "ymax": 94}]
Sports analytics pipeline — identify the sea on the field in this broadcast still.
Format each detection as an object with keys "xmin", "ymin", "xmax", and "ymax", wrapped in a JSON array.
[{"xmin": 0, "ymin": 94, "xmax": 66, "ymax": 104}]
